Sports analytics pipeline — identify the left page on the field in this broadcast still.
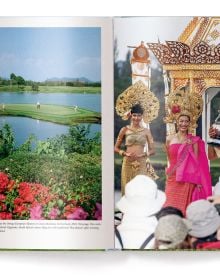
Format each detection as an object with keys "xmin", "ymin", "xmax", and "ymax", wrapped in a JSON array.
[{"xmin": 0, "ymin": 17, "xmax": 114, "ymax": 250}]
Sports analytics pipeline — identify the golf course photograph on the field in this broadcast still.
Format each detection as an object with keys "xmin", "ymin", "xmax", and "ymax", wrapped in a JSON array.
[{"xmin": 0, "ymin": 27, "xmax": 102, "ymax": 220}]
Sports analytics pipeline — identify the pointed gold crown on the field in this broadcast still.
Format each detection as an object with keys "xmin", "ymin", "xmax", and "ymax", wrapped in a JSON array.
[
  {"xmin": 115, "ymin": 81, "xmax": 159, "ymax": 123},
  {"xmin": 164, "ymin": 86, "xmax": 203, "ymax": 130}
]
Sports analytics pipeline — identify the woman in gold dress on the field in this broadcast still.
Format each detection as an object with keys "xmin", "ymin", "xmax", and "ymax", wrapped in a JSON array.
[{"xmin": 114, "ymin": 104, "xmax": 157, "ymax": 194}]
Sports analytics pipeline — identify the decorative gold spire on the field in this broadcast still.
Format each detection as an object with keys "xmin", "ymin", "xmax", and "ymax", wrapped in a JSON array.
[{"xmin": 130, "ymin": 41, "xmax": 150, "ymax": 64}]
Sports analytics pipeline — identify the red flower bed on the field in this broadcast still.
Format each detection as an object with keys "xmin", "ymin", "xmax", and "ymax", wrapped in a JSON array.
[
  {"xmin": 0, "ymin": 172, "xmax": 10, "ymax": 192},
  {"xmin": 0, "ymin": 172, "xmax": 101, "ymax": 220}
]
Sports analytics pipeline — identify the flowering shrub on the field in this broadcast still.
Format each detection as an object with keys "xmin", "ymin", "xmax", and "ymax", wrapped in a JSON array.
[
  {"xmin": 0, "ymin": 173, "xmax": 9, "ymax": 193},
  {"xmin": 0, "ymin": 152, "xmax": 101, "ymax": 204},
  {"xmin": 0, "ymin": 172, "xmax": 102, "ymax": 220}
]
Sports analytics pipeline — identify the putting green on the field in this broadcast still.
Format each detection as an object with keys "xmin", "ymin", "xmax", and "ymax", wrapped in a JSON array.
[{"xmin": 0, "ymin": 103, "xmax": 101, "ymax": 125}]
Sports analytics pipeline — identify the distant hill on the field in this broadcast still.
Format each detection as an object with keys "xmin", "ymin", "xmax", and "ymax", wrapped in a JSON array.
[{"xmin": 45, "ymin": 77, "xmax": 92, "ymax": 83}]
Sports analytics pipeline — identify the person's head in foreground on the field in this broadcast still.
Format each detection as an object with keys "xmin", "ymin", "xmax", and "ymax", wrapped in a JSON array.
[
  {"xmin": 186, "ymin": 199, "xmax": 220, "ymax": 249},
  {"xmin": 116, "ymin": 175, "xmax": 166, "ymax": 216},
  {"xmin": 156, "ymin": 206, "xmax": 184, "ymax": 220},
  {"xmin": 154, "ymin": 215, "xmax": 191, "ymax": 250}
]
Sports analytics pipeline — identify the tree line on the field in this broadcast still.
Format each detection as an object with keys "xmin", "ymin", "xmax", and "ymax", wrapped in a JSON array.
[{"xmin": 0, "ymin": 73, "xmax": 101, "ymax": 91}]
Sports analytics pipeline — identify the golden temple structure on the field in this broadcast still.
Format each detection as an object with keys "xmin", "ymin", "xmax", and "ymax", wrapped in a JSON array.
[{"xmin": 147, "ymin": 17, "xmax": 220, "ymax": 138}]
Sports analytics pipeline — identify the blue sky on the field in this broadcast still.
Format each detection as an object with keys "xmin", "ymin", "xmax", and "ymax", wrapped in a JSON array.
[{"xmin": 0, "ymin": 27, "xmax": 101, "ymax": 82}]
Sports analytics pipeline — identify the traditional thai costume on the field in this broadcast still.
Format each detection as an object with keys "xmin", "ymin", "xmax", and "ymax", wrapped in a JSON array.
[
  {"xmin": 164, "ymin": 135, "xmax": 212, "ymax": 216},
  {"xmin": 121, "ymin": 126, "xmax": 158, "ymax": 194}
]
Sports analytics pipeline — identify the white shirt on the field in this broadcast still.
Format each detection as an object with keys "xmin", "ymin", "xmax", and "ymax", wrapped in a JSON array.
[{"xmin": 115, "ymin": 215, "xmax": 157, "ymax": 249}]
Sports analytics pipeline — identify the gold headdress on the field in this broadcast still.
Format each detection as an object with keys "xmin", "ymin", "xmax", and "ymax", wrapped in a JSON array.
[
  {"xmin": 164, "ymin": 86, "xmax": 203, "ymax": 131},
  {"xmin": 115, "ymin": 81, "xmax": 159, "ymax": 123}
]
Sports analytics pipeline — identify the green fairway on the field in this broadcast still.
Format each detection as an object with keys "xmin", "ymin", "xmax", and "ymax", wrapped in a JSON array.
[
  {"xmin": 0, "ymin": 103, "xmax": 101, "ymax": 125},
  {"xmin": 0, "ymin": 85, "xmax": 101, "ymax": 94}
]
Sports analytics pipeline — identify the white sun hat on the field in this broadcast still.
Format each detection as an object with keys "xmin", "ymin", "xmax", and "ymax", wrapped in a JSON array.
[{"xmin": 117, "ymin": 175, "xmax": 166, "ymax": 216}]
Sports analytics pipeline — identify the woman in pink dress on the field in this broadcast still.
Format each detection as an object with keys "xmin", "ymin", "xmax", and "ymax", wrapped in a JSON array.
[{"xmin": 163, "ymin": 113, "xmax": 212, "ymax": 216}]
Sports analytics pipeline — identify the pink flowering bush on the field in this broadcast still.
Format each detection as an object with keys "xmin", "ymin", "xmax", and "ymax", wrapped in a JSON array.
[
  {"xmin": 48, "ymin": 208, "xmax": 60, "ymax": 219},
  {"xmin": 0, "ymin": 172, "xmax": 102, "ymax": 220},
  {"xmin": 66, "ymin": 207, "xmax": 89, "ymax": 220},
  {"xmin": 94, "ymin": 203, "xmax": 102, "ymax": 220},
  {"xmin": 30, "ymin": 204, "xmax": 43, "ymax": 220}
]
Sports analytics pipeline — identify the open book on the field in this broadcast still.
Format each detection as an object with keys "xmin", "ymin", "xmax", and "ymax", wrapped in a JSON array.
[{"xmin": 1, "ymin": 16, "xmax": 220, "ymax": 250}]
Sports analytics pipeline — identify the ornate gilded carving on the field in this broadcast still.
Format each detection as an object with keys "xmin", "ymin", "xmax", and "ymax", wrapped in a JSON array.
[
  {"xmin": 193, "ymin": 79, "xmax": 220, "ymax": 96},
  {"xmin": 209, "ymin": 29, "xmax": 220, "ymax": 41},
  {"xmin": 205, "ymin": 23, "xmax": 220, "ymax": 48},
  {"xmin": 178, "ymin": 17, "xmax": 199, "ymax": 43},
  {"xmin": 193, "ymin": 78, "xmax": 207, "ymax": 94},
  {"xmin": 115, "ymin": 80, "xmax": 159, "ymax": 123},
  {"xmin": 147, "ymin": 17, "xmax": 220, "ymax": 136},
  {"xmin": 147, "ymin": 41, "xmax": 220, "ymax": 65},
  {"xmin": 173, "ymin": 79, "xmax": 189, "ymax": 91},
  {"xmin": 169, "ymin": 76, "xmax": 220, "ymax": 96},
  {"xmin": 169, "ymin": 70, "xmax": 220, "ymax": 79},
  {"xmin": 166, "ymin": 41, "xmax": 190, "ymax": 62},
  {"xmin": 191, "ymin": 17, "xmax": 209, "ymax": 48},
  {"xmin": 164, "ymin": 64, "xmax": 220, "ymax": 71},
  {"xmin": 147, "ymin": 42, "xmax": 178, "ymax": 65}
]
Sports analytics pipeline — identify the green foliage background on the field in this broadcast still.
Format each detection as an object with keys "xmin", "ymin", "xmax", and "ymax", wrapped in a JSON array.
[{"xmin": 0, "ymin": 124, "xmax": 102, "ymax": 216}]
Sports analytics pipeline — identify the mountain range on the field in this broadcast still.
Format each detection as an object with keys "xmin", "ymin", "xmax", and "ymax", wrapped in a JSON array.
[{"xmin": 45, "ymin": 77, "xmax": 92, "ymax": 83}]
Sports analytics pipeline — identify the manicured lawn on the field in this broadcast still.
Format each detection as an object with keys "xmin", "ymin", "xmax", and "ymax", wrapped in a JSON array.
[
  {"xmin": 0, "ymin": 103, "xmax": 101, "ymax": 124},
  {"xmin": 0, "ymin": 85, "xmax": 101, "ymax": 94}
]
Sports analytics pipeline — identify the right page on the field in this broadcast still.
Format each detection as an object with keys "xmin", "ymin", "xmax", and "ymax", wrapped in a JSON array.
[{"xmin": 114, "ymin": 16, "xmax": 220, "ymax": 250}]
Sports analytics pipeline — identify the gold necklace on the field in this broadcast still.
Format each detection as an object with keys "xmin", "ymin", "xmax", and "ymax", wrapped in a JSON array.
[{"xmin": 128, "ymin": 125, "xmax": 144, "ymax": 132}]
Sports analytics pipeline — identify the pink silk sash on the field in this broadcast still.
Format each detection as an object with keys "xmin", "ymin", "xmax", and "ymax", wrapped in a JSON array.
[{"xmin": 175, "ymin": 135, "xmax": 212, "ymax": 200}]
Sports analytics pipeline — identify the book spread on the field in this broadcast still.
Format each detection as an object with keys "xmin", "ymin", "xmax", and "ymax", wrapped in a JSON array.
[{"xmin": 1, "ymin": 16, "xmax": 220, "ymax": 250}]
